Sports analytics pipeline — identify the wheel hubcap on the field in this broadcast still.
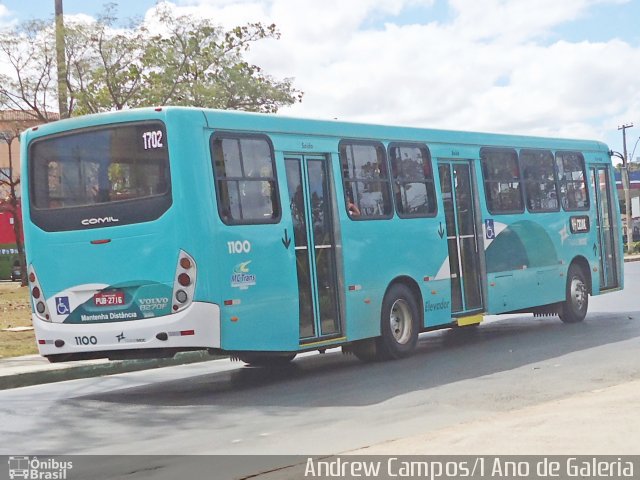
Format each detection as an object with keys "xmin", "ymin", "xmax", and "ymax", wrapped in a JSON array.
[
  {"xmin": 570, "ymin": 276, "xmax": 587, "ymax": 311},
  {"xmin": 390, "ymin": 299, "xmax": 412, "ymax": 344}
]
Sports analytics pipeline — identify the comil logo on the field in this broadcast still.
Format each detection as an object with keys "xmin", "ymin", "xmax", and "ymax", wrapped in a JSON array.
[
  {"xmin": 8, "ymin": 456, "xmax": 73, "ymax": 479},
  {"xmin": 80, "ymin": 216, "xmax": 119, "ymax": 226}
]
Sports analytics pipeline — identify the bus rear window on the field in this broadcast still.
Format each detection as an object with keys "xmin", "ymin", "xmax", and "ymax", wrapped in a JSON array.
[
  {"xmin": 31, "ymin": 123, "xmax": 169, "ymax": 209},
  {"xmin": 29, "ymin": 122, "xmax": 172, "ymax": 231}
]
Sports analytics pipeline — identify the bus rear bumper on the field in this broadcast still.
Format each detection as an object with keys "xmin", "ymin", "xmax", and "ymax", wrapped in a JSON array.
[{"xmin": 33, "ymin": 301, "xmax": 221, "ymax": 359}]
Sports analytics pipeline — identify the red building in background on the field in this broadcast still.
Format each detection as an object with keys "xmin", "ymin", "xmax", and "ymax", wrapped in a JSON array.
[
  {"xmin": 1, "ymin": 109, "xmax": 47, "ymax": 281},
  {"xmin": 0, "ymin": 202, "xmax": 22, "ymax": 279},
  {"xmin": 0, "ymin": 203, "xmax": 22, "ymax": 241}
]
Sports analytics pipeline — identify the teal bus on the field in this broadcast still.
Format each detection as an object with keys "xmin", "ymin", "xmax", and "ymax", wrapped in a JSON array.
[{"xmin": 21, "ymin": 107, "xmax": 623, "ymax": 364}]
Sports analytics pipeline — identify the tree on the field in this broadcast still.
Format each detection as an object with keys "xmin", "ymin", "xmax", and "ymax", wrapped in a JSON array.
[
  {"xmin": 63, "ymin": 6, "xmax": 148, "ymax": 115},
  {"xmin": 0, "ymin": 20, "xmax": 60, "ymax": 122},
  {"xmin": 0, "ymin": 4, "xmax": 301, "ymax": 283},
  {"xmin": 0, "ymin": 2, "xmax": 302, "ymax": 117},
  {"xmin": 136, "ymin": 5, "xmax": 302, "ymax": 113},
  {"xmin": 615, "ymin": 161, "xmax": 640, "ymax": 173}
]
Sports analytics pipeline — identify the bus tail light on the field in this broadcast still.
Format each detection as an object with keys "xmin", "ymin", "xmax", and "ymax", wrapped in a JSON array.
[
  {"xmin": 28, "ymin": 265, "xmax": 52, "ymax": 322},
  {"xmin": 178, "ymin": 273, "xmax": 191, "ymax": 287},
  {"xmin": 175, "ymin": 290, "xmax": 188, "ymax": 303},
  {"xmin": 172, "ymin": 250, "xmax": 196, "ymax": 313}
]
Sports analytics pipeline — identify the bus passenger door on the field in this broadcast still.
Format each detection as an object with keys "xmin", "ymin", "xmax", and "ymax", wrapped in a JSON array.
[
  {"xmin": 284, "ymin": 154, "xmax": 342, "ymax": 344},
  {"xmin": 438, "ymin": 161, "xmax": 484, "ymax": 315},
  {"xmin": 590, "ymin": 166, "xmax": 619, "ymax": 290}
]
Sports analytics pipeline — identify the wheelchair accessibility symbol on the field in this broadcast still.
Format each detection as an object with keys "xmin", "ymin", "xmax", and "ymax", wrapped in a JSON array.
[
  {"xmin": 485, "ymin": 219, "xmax": 495, "ymax": 240},
  {"xmin": 55, "ymin": 296, "xmax": 71, "ymax": 315}
]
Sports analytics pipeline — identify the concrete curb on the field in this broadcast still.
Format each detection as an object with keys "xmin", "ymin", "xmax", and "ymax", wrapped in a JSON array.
[{"xmin": 0, "ymin": 350, "xmax": 220, "ymax": 390}]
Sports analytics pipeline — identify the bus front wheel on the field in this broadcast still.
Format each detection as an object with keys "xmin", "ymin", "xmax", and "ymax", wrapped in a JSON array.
[
  {"xmin": 378, "ymin": 284, "xmax": 419, "ymax": 359},
  {"xmin": 559, "ymin": 264, "xmax": 589, "ymax": 323}
]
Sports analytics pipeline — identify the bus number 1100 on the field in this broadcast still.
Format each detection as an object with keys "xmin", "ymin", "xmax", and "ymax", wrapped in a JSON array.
[{"xmin": 227, "ymin": 240, "xmax": 251, "ymax": 254}]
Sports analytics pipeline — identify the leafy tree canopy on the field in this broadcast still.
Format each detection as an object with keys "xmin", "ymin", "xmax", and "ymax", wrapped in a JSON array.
[{"xmin": 0, "ymin": 2, "xmax": 303, "ymax": 120}]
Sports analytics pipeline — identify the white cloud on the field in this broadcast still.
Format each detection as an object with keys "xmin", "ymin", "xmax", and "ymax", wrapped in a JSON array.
[
  {"xmin": 150, "ymin": 0, "xmax": 639, "ymax": 148},
  {"xmin": 3, "ymin": 0, "xmax": 633, "ymax": 149},
  {"xmin": 0, "ymin": 5, "xmax": 16, "ymax": 76},
  {"xmin": 0, "ymin": 4, "xmax": 16, "ymax": 28},
  {"xmin": 447, "ymin": 0, "xmax": 617, "ymax": 43}
]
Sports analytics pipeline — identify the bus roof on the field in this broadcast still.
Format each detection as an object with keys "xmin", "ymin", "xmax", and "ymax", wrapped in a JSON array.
[{"xmin": 21, "ymin": 106, "xmax": 610, "ymax": 154}]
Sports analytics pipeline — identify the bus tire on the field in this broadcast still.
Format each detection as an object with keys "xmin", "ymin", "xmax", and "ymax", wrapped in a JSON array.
[
  {"xmin": 378, "ymin": 284, "xmax": 419, "ymax": 359},
  {"xmin": 237, "ymin": 353, "xmax": 296, "ymax": 367},
  {"xmin": 559, "ymin": 264, "xmax": 589, "ymax": 323}
]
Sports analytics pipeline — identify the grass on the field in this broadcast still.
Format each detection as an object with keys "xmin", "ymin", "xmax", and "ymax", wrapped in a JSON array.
[
  {"xmin": 624, "ymin": 241, "xmax": 640, "ymax": 254},
  {"xmin": 0, "ymin": 281, "xmax": 37, "ymax": 358}
]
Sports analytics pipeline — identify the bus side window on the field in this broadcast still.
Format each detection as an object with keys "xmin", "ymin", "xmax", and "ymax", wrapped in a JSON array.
[
  {"xmin": 480, "ymin": 147, "xmax": 524, "ymax": 214},
  {"xmin": 388, "ymin": 143, "xmax": 437, "ymax": 218},
  {"xmin": 520, "ymin": 149, "xmax": 559, "ymax": 212},
  {"xmin": 211, "ymin": 134, "xmax": 280, "ymax": 225},
  {"xmin": 339, "ymin": 141, "xmax": 393, "ymax": 219},
  {"xmin": 556, "ymin": 151, "xmax": 589, "ymax": 211}
]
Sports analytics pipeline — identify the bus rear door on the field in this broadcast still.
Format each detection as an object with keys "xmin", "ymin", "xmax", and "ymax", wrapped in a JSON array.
[
  {"xmin": 284, "ymin": 154, "xmax": 343, "ymax": 345},
  {"xmin": 438, "ymin": 160, "xmax": 485, "ymax": 317}
]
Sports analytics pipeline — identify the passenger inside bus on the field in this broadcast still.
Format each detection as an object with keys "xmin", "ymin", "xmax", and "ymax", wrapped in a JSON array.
[{"xmin": 346, "ymin": 196, "xmax": 361, "ymax": 216}]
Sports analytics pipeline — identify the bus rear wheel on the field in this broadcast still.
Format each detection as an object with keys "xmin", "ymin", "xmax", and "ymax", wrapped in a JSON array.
[
  {"xmin": 559, "ymin": 264, "xmax": 589, "ymax": 323},
  {"xmin": 237, "ymin": 352, "xmax": 296, "ymax": 367},
  {"xmin": 378, "ymin": 284, "xmax": 419, "ymax": 359}
]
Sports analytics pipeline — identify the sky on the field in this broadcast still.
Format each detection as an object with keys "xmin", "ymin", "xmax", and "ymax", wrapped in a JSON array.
[{"xmin": 0, "ymin": 0, "xmax": 639, "ymax": 160}]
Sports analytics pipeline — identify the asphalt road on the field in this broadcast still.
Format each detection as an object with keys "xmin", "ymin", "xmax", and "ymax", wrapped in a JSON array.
[{"xmin": 0, "ymin": 264, "xmax": 638, "ymax": 475}]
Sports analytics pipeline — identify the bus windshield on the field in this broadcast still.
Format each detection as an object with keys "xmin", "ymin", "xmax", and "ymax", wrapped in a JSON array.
[{"xmin": 28, "ymin": 121, "xmax": 172, "ymax": 232}]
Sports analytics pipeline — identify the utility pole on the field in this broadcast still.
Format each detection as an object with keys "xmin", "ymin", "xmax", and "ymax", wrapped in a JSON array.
[
  {"xmin": 618, "ymin": 123, "xmax": 634, "ymax": 254},
  {"xmin": 55, "ymin": 0, "xmax": 69, "ymax": 119}
]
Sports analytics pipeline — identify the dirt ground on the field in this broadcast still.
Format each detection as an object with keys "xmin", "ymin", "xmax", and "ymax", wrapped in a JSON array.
[{"xmin": 0, "ymin": 281, "xmax": 36, "ymax": 358}]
